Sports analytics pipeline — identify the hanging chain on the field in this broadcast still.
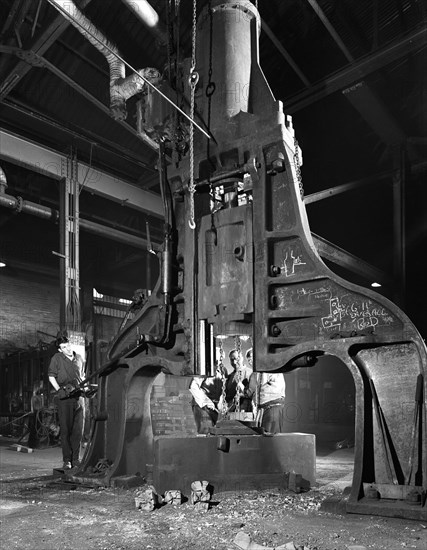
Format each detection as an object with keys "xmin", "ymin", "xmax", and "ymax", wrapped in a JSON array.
[
  {"xmin": 234, "ymin": 335, "xmax": 242, "ymax": 357},
  {"xmin": 234, "ymin": 372, "xmax": 241, "ymax": 413},
  {"xmin": 218, "ymin": 338, "xmax": 224, "ymax": 368},
  {"xmin": 175, "ymin": 0, "xmax": 181, "ymax": 155},
  {"xmin": 168, "ymin": 0, "xmax": 182, "ymax": 164},
  {"xmin": 218, "ymin": 339, "xmax": 228, "ymax": 419},
  {"xmin": 206, "ymin": 0, "xmax": 217, "ymax": 226},
  {"xmin": 233, "ymin": 336, "xmax": 242, "ymax": 413},
  {"xmin": 188, "ymin": 0, "xmax": 198, "ymax": 229},
  {"xmin": 294, "ymin": 137, "xmax": 304, "ymax": 199},
  {"xmin": 166, "ymin": 0, "xmax": 177, "ymax": 161},
  {"xmin": 166, "ymin": 0, "xmax": 173, "ymax": 82}
]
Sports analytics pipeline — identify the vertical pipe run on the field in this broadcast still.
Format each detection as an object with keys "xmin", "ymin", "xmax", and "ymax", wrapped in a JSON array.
[{"xmin": 59, "ymin": 174, "xmax": 66, "ymax": 330}]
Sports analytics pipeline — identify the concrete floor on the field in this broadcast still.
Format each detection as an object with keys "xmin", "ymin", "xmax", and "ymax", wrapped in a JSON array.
[
  {"xmin": 0, "ymin": 435, "xmax": 62, "ymax": 480},
  {"xmin": 316, "ymin": 445, "xmax": 355, "ymax": 491},
  {"xmin": 0, "ymin": 435, "xmax": 354, "ymax": 489}
]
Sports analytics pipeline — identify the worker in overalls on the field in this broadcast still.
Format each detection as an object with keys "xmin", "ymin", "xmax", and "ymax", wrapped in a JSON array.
[{"xmin": 48, "ymin": 333, "xmax": 85, "ymax": 469}]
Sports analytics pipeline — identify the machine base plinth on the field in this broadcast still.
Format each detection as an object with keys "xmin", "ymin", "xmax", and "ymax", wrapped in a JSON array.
[{"xmin": 152, "ymin": 432, "xmax": 316, "ymax": 495}]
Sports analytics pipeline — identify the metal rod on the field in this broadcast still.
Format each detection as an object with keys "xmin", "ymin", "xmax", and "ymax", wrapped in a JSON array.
[{"xmin": 193, "ymin": 161, "xmax": 258, "ymax": 190}]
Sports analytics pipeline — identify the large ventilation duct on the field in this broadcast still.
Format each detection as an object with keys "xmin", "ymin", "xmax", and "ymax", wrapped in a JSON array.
[
  {"xmin": 121, "ymin": 0, "xmax": 168, "ymax": 46},
  {"xmin": 48, "ymin": 0, "xmax": 161, "ymax": 121}
]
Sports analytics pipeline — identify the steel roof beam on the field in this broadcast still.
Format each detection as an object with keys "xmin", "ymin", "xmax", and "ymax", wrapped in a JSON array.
[
  {"xmin": 285, "ymin": 25, "xmax": 427, "ymax": 113},
  {"xmin": 261, "ymin": 19, "xmax": 311, "ymax": 87},
  {"xmin": 0, "ymin": 129, "xmax": 163, "ymax": 217},
  {"xmin": 312, "ymin": 233, "xmax": 390, "ymax": 285},
  {"xmin": 343, "ymin": 81, "xmax": 406, "ymax": 146},
  {"xmin": 2, "ymin": 97, "xmax": 154, "ymax": 170},
  {"xmin": 306, "ymin": 0, "xmax": 354, "ymax": 62},
  {"xmin": 306, "ymin": 0, "xmax": 407, "ymax": 149},
  {"xmin": 304, "ymin": 170, "xmax": 392, "ymax": 204},
  {"xmin": 305, "ymin": 160, "xmax": 427, "ymax": 204},
  {"xmin": 0, "ymin": 0, "xmax": 93, "ymax": 101}
]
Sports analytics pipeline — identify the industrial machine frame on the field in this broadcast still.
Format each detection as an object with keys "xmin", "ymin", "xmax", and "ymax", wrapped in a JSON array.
[{"xmin": 51, "ymin": 0, "xmax": 426, "ymax": 520}]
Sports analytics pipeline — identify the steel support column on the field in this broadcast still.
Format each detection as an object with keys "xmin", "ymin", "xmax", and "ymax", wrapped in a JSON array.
[
  {"xmin": 392, "ymin": 145, "xmax": 406, "ymax": 307},
  {"xmin": 59, "ymin": 149, "xmax": 81, "ymax": 334}
]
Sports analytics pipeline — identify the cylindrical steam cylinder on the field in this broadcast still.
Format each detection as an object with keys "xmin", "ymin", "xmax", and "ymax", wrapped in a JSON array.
[{"xmin": 197, "ymin": 0, "xmax": 260, "ymax": 132}]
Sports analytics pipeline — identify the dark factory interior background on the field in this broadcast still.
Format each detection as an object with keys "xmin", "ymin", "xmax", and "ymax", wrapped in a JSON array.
[{"xmin": 0, "ymin": 0, "xmax": 426, "ymax": 439}]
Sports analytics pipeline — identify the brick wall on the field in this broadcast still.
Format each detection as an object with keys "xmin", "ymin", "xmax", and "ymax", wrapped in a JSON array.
[
  {"xmin": 151, "ymin": 373, "xmax": 198, "ymax": 436},
  {"xmin": 0, "ymin": 271, "xmax": 60, "ymax": 356}
]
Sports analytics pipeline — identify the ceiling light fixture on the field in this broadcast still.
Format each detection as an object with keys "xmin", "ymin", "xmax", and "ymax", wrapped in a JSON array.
[
  {"xmin": 371, "ymin": 282, "xmax": 381, "ymax": 288},
  {"xmin": 0, "ymin": 261, "xmax": 6, "ymax": 268}
]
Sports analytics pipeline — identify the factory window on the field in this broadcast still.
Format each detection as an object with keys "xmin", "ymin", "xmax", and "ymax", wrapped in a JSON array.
[{"xmin": 92, "ymin": 288, "xmax": 132, "ymax": 318}]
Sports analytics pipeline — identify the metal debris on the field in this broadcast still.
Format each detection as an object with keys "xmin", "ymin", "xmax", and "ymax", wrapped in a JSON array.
[
  {"xmin": 163, "ymin": 489, "xmax": 183, "ymax": 506},
  {"xmin": 134, "ymin": 485, "xmax": 163, "ymax": 511},
  {"xmin": 231, "ymin": 531, "xmax": 310, "ymax": 550},
  {"xmin": 191, "ymin": 480, "xmax": 211, "ymax": 511}
]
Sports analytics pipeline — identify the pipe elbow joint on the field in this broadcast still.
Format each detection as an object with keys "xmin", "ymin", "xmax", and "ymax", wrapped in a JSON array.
[{"xmin": 110, "ymin": 98, "xmax": 128, "ymax": 121}]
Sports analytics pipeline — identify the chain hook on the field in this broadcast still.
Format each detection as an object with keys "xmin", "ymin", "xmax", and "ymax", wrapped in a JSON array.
[
  {"xmin": 187, "ymin": 0, "xmax": 198, "ymax": 231},
  {"xmin": 189, "ymin": 69, "xmax": 199, "ymax": 88}
]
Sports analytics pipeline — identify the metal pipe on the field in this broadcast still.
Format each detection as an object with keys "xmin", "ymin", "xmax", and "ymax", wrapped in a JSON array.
[
  {"xmin": 0, "ymin": 191, "xmax": 160, "ymax": 250},
  {"xmin": 47, "ymin": 0, "xmax": 161, "ymax": 121},
  {"xmin": 82, "ymin": 218, "xmax": 159, "ymax": 250},
  {"xmin": 0, "ymin": 193, "xmax": 58, "ymax": 221},
  {"xmin": 121, "ymin": 0, "xmax": 168, "ymax": 45},
  {"xmin": 48, "ymin": 0, "xmax": 126, "ymax": 119}
]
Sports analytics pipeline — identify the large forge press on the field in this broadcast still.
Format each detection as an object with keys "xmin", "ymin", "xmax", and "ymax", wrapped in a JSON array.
[{"xmin": 51, "ymin": 0, "xmax": 426, "ymax": 520}]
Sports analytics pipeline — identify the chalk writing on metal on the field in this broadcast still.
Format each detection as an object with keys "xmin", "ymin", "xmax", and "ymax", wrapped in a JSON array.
[
  {"xmin": 281, "ymin": 248, "xmax": 306, "ymax": 277},
  {"xmin": 321, "ymin": 295, "xmax": 394, "ymax": 332}
]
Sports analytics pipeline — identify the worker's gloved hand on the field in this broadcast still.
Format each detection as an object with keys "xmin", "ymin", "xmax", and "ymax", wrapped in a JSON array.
[
  {"xmin": 82, "ymin": 384, "xmax": 98, "ymax": 398},
  {"xmin": 205, "ymin": 402, "xmax": 216, "ymax": 410},
  {"xmin": 63, "ymin": 383, "xmax": 80, "ymax": 398}
]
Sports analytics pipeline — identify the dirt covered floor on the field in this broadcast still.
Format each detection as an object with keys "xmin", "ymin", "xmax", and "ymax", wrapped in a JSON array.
[{"xmin": 1, "ymin": 441, "xmax": 426, "ymax": 550}]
